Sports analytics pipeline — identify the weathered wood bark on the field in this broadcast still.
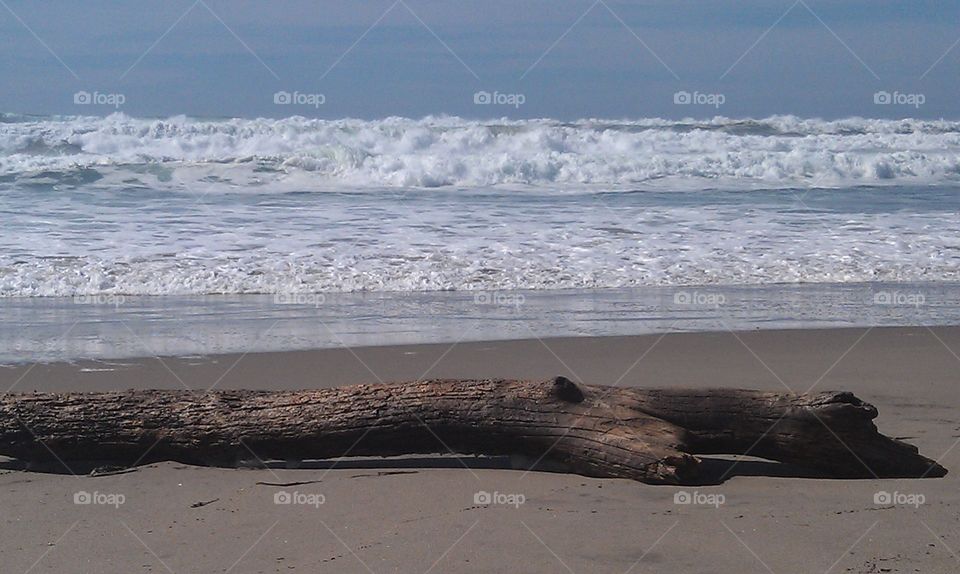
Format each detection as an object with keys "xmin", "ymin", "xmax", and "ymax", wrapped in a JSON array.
[{"xmin": 0, "ymin": 377, "xmax": 945, "ymax": 484}]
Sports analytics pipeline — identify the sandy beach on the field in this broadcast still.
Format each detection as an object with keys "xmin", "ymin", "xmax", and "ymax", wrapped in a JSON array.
[
  {"xmin": 5, "ymin": 3, "xmax": 960, "ymax": 572},
  {"xmin": 1, "ymin": 326, "xmax": 957, "ymax": 573}
]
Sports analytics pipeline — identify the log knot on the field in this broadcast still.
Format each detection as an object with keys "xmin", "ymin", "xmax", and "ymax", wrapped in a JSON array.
[
  {"xmin": 812, "ymin": 391, "xmax": 879, "ymax": 420},
  {"xmin": 551, "ymin": 376, "xmax": 584, "ymax": 403}
]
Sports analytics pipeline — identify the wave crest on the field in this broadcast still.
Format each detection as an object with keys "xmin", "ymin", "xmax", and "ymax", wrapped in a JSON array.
[{"xmin": 2, "ymin": 114, "xmax": 960, "ymax": 190}]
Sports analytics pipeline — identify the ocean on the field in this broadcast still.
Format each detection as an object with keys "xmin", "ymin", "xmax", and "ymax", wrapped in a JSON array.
[{"xmin": 2, "ymin": 113, "xmax": 959, "ymax": 362}]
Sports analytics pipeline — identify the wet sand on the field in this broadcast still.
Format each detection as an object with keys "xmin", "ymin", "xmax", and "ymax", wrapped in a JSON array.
[{"xmin": 1, "ymin": 326, "xmax": 959, "ymax": 572}]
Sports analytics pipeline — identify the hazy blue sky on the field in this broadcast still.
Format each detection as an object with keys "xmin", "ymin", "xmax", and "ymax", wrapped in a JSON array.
[{"xmin": 2, "ymin": 0, "xmax": 959, "ymax": 119}]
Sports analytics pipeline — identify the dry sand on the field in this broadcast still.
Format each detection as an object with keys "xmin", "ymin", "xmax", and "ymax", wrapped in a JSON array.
[{"xmin": 1, "ymin": 326, "xmax": 958, "ymax": 573}]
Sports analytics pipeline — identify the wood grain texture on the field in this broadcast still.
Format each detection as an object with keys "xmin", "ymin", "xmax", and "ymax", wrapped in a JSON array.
[{"xmin": 0, "ymin": 377, "xmax": 945, "ymax": 484}]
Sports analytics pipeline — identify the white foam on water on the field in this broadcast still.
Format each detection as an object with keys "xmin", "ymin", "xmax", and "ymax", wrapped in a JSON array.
[
  {"xmin": 2, "ymin": 188, "xmax": 959, "ymax": 296},
  {"xmin": 3, "ymin": 114, "xmax": 960, "ymax": 190},
  {"xmin": 2, "ymin": 114, "xmax": 960, "ymax": 296}
]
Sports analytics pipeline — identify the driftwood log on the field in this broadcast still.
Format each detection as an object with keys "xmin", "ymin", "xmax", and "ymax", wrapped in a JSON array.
[{"xmin": 0, "ymin": 377, "xmax": 946, "ymax": 484}]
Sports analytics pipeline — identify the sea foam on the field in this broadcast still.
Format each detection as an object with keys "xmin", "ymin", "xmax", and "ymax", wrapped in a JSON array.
[
  {"xmin": 3, "ymin": 114, "xmax": 960, "ymax": 190},
  {"xmin": 2, "ymin": 114, "xmax": 960, "ymax": 296}
]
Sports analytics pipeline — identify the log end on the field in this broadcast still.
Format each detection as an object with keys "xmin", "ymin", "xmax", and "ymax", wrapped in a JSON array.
[
  {"xmin": 777, "ymin": 391, "xmax": 946, "ymax": 480},
  {"xmin": 922, "ymin": 460, "xmax": 948, "ymax": 478}
]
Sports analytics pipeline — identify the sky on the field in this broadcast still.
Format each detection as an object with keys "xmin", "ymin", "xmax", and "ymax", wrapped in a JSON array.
[{"xmin": 1, "ymin": 0, "xmax": 959, "ymax": 119}]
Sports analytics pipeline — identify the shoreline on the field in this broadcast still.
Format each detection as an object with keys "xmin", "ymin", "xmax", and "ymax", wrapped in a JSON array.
[
  {"xmin": 6, "ymin": 281, "xmax": 960, "ymax": 364},
  {"xmin": 5, "ymin": 324, "xmax": 959, "ymax": 392}
]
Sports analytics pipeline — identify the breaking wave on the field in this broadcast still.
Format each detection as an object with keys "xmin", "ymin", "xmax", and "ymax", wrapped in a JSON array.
[{"xmin": 3, "ymin": 113, "xmax": 960, "ymax": 190}]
